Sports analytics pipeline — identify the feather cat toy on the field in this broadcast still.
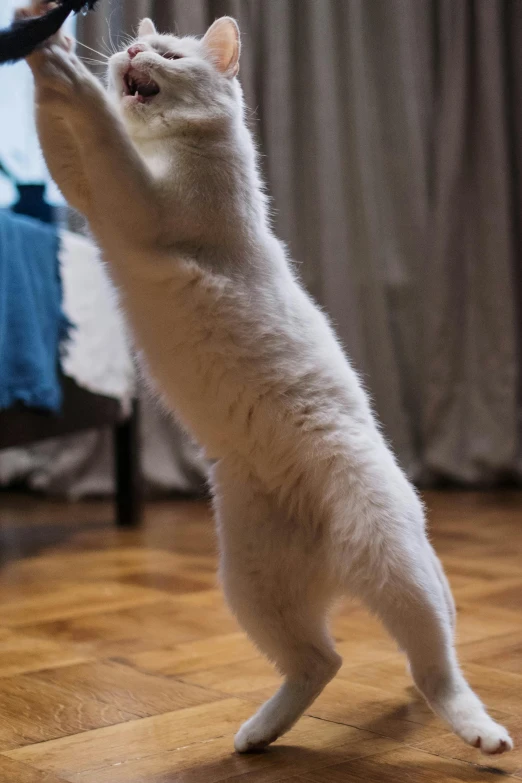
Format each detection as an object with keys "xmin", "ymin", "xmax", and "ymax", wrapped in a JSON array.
[{"xmin": 0, "ymin": 0, "xmax": 99, "ymax": 65}]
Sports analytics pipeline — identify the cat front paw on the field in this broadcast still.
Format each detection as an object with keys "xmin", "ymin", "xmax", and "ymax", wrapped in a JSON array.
[
  {"xmin": 29, "ymin": 44, "xmax": 104, "ymax": 114},
  {"xmin": 16, "ymin": 1, "xmax": 74, "ymax": 50}
]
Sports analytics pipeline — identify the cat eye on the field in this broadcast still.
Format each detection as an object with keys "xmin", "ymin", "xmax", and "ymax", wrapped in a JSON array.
[{"xmin": 162, "ymin": 52, "xmax": 183, "ymax": 60}]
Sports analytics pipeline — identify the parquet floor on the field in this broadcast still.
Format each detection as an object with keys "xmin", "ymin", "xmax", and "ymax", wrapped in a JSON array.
[{"xmin": 0, "ymin": 491, "xmax": 521, "ymax": 782}]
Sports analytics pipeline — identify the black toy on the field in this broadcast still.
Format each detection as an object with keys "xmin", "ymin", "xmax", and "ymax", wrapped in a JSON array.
[{"xmin": 0, "ymin": 0, "xmax": 99, "ymax": 65}]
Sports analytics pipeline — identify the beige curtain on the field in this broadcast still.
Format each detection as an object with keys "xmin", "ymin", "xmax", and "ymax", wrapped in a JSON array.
[{"xmin": 79, "ymin": 0, "xmax": 522, "ymax": 486}]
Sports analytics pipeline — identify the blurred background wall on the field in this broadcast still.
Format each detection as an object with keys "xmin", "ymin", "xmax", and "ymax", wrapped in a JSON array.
[
  {"xmin": 81, "ymin": 0, "xmax": 522, "ymax": 485},
  {"xmin": 1, "ymin": 0, "xmax": 521, "ymax": 493}
]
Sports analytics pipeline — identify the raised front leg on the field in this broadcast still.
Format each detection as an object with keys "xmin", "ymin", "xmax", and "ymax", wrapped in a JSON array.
[
  {"xmin": 27, "ymin": 43, "xmax": 161, "ymax": 242},
  {"xmin": 17, "ymin": 2, "xmax": 91, "ymax": 214},
  {"xmin": 35, "ymin": 103, "xmax": 92, "ymax": 215}
]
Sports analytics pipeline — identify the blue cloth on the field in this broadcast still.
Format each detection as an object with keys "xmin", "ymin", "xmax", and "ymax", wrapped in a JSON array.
[{"xmin": 0, "ymin": 209, "xmax": 69, "ymax": 412}]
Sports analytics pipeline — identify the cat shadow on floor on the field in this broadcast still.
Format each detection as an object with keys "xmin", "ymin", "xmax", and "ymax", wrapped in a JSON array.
[{"xmin": 161, "ymin": 699, "xmax": 438, "ymax": 783}]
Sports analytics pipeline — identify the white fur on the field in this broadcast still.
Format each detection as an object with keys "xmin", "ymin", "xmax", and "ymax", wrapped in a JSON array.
[{"xmin": 26, "ymin": 10, "xmax": 512, "ymax": 755}]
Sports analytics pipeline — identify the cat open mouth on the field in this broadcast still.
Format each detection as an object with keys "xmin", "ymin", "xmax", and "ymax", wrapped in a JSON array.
[{"xmin": 123, "ymin": 69, "xmax": 160, "ymax": 102}]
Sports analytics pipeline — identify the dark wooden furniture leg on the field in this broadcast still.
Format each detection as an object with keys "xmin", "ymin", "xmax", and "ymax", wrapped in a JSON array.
[
  {"xmin": 114, "ymin": 399, "xmax": 143, "ymax": 527},
  {"xmin": 1, "ymin": 378, "xmax": 143, "ymax": 528}
]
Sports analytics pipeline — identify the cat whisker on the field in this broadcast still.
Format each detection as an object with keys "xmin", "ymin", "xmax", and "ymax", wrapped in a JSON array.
[
  {"xmin": 99, "ymin": 35, "xmax": 114, "ymax": 58},
  {"xmin": 79, "ymin": 57, "xmax": 107, "ymax": 67},
  {"xmin": 75, "ymin": 40, "xmax": 109, "ymax": 60},
  {"xmin": 118, "ymin": 34, "xmax": 135, "ymax": 50},
  {"xmin": 107, "ymin": 25, "xmax": 117, "ymax": 56},
  {"xmin": 96, "ymin": 9, "xmax": 120, "ymax": 57}
]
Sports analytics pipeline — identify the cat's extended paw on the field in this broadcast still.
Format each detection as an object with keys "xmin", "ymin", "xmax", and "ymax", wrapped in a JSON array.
[
  {"xmin": 15, "ymin": 1, "xmax": 74, "ymax": 50},
  {"xmin": 458, "ymin": 717, "xmax": 513, "ymax": 755},
  {"xmin": 28, "ymin": 44, "xmax": 103, "ymax": 113},
  {"xmin": 13, "ymin": 0, "xmax": 44, "ymax": 21}
]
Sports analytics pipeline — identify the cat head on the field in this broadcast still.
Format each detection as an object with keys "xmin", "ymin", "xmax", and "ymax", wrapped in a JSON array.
[{"xmin": 107, "ymin": 17, "xmax": 241, "ymax": 137}]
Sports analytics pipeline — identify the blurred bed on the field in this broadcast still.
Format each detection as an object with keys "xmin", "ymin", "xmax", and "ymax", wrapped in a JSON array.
[
  {"xmin": 0, "ymin": 211, "xmax": 141, "ymax": 525},
  {"xmin": 0, "ymin": 213, "xmax": 207, "ymax": 513}
]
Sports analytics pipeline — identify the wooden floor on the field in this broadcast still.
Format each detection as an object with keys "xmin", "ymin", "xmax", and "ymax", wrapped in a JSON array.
[{"xmin": 0, "ymin": 491, "xmax": 521, "ymax": 782}]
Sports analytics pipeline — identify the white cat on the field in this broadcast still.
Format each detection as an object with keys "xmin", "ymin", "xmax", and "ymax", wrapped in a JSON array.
[{"xmin": 24, "ymin": 6, "xmax": 512, "ymax": 755}]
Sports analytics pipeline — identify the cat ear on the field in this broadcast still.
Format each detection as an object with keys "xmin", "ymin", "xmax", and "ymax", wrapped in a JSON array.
[
  {"xmin": 202, "ymin": 17, "xmax": 240, "ymax": 77},
  {"xmin": 138, "ymin": 18, "xmax": 157, "ymax": 37}
]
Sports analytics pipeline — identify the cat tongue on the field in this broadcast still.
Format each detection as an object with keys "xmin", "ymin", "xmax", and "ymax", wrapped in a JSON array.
[{"xmin": 136, "ymin": 80, "xmax": 159, "ymax": 97}]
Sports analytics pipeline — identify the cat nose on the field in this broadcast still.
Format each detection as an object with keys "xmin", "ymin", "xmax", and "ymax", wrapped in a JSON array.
[{"xmin": 127, "ymin": 44, "xmax": 146, "ymax": 59}]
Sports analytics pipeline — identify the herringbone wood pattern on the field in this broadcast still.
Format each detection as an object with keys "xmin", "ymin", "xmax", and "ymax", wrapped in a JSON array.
[{"xmin": 0, "ymin": 491, "xmax": 520, "ymax": 782}]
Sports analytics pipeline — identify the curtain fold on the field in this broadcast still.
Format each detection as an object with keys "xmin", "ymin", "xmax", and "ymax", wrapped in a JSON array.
[
  {"xmin": 76, "ymin": 0, "xmax": 521, "ymax": 486},
  {"xmin": 424, "ymin": 1, "xmax": 518, "ymax": 482}
]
